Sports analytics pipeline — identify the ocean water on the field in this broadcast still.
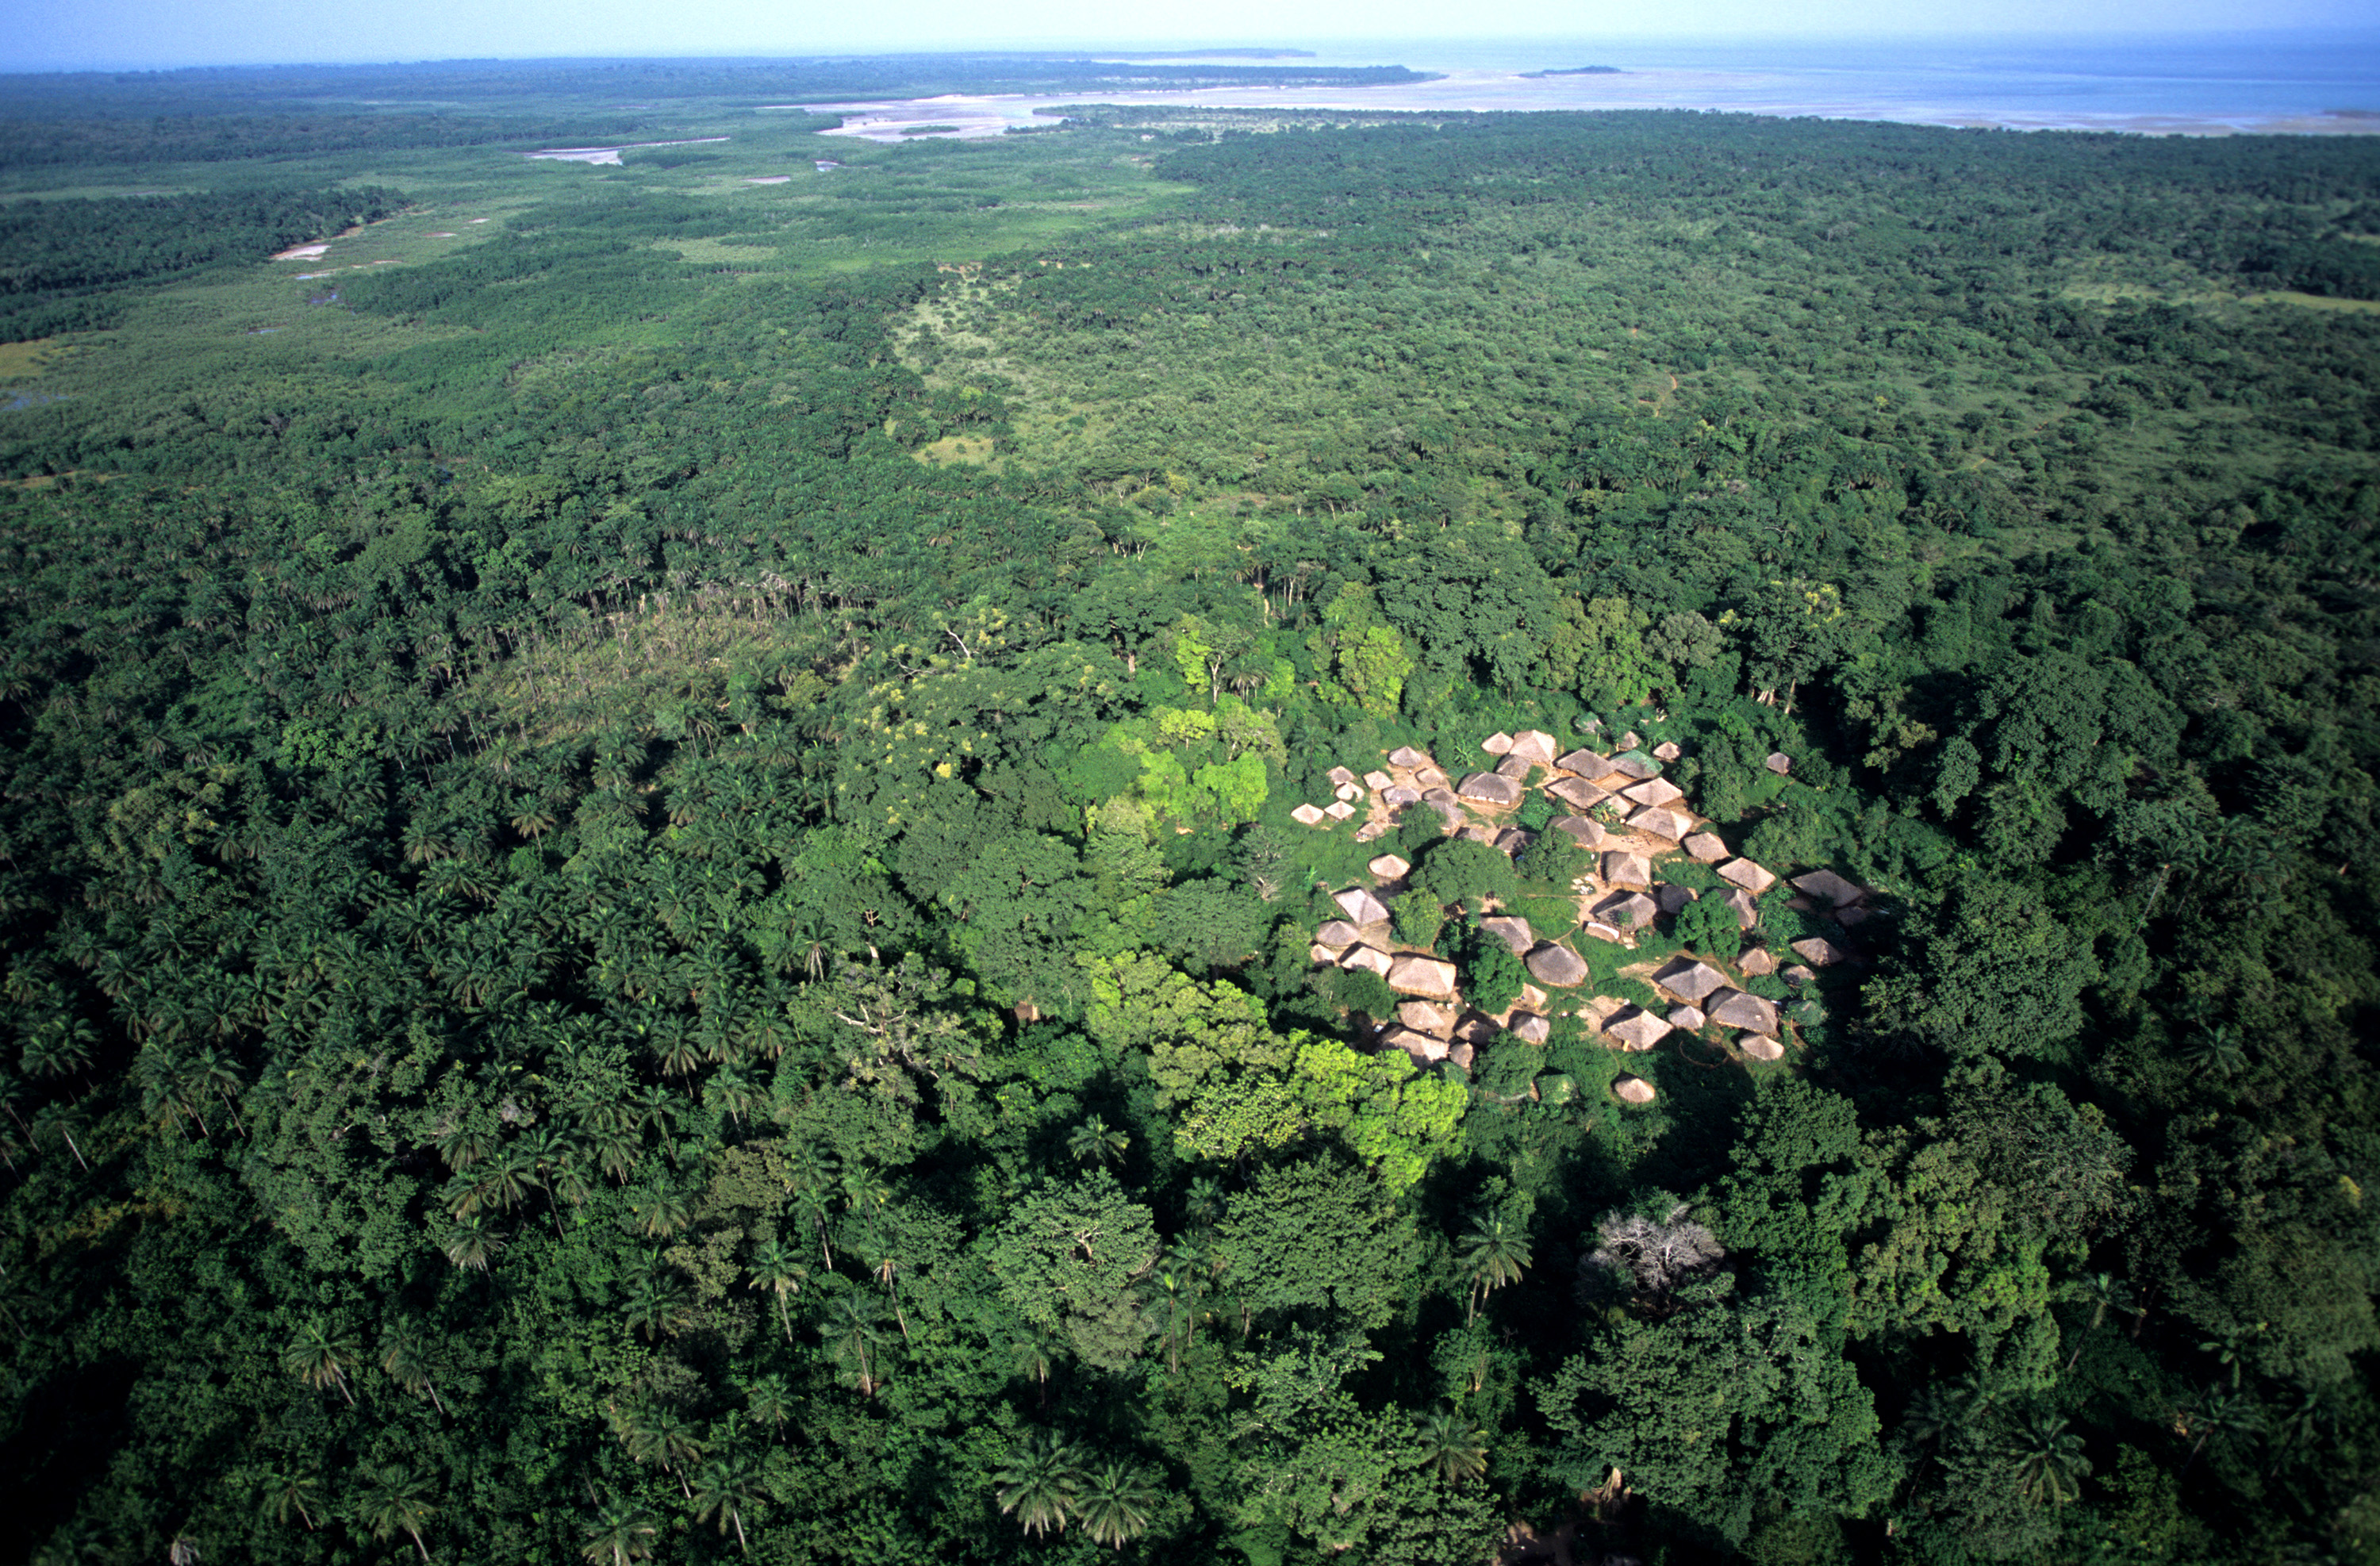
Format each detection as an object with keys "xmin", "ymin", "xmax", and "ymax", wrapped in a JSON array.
[{"xmin": 813, "ymin": 30, "xmax": 2380, "ymax": 138}]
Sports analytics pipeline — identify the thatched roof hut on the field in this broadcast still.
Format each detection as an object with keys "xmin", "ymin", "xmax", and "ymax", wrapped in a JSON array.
[
  {"xmin": 1382, "ymin": 785, "xmax": 1422, "ymax": 808},
  {"xmin": 1605, "ymin": 1008, "xmax": 1671, "ymax": 1050},
  {"xmin": 1592, "ymin": 890, "xmax": 1659, "ymax": 931},
  {"xmin": 1525, "ymin": 942, "xmax": 1589, "ymax": 988},
  {"xmin": 1334, "ymin": 886, "xmax": 1392, "ymax": 926},
  {"xmin": 1482, "ymin": 731, "xmax": 1514, "ymax": 756},
  {"xmin": 1388, "ymin": 746, "xmax": 1434, "ymax": 770},
  {"xmin": 1656, "ymin": 884, "xmax": 1697, "ymax": 915},
  {"xmin": 1458, "ymin": 772, "xmax": 1522, "ymax": 807},
  {"xmin": 1368, "ymin": 854, "xmax": 1412, "ymax": 882},
  {"xmin": 1495, "ymin": 754, "xmax": 1534, "ymax": 781},
  {"xmin": 1708, "ymin": 989, "xmax": 1779, "ymax": 1034},
  {"xmin": 1398, "ymin": 1000, "xmax": 1455, "ymax": 1033},
  {"xmin": 1583, "ymin": 920, "xmax": 1624, "ymax": 944},
  {"xmin": 1738, "ymin": 948, "xmax": 1777, "ymax": 977},
  {"xmin": 1627, "ymin": 807, "xmax": 1691, "ymax": 842},
  {"xmin": 1327, "ymin": 766, "xmax": 1357, "ymax": 788},
  {"xmin": 1388, "ymin": 954, "xmax": 1461, "ymax": 997},
  {"xmin": 1791, "ymin": 936, "xmax": 1848, "ymax": 967},
  {"xmin": 1741, "ymin": 1034, "xmax": 1783, "ymax": 1061},
  {"xmin": 1607, "ymin": 754, "xmax": 1660, "ymax": 781},
  {"xmin": 1724, "ymin": 887, "xmax": 1760, "ymax": 931},
  {"xmin": 1291, "ymin": 803, "xmax": 1328, "ymax": 827},
  {"xmin": 1652, "ymin": 741, "xmax": 1682, "ymax": 762},
  {"xmin": 1481, "ymin": 915, "xmax": 1535, "ymax": 956},
  {"xmin": 1668, "ymin": 1005, "xmax": 1706, "ymax": 1031},
  {"xmin": 1653, "ymin": 958, "xmax": 1728, "ymax": 1003},
  {"xmin": 1602, "ymin": 850, "xmax": 1653, "ymax": 889},
  {"xmin": 1683, "ymin": 832, "xmax": 1729, "ymax": 863},
  {"xmin": 1718, "ymin": 858, "xmax": 1778, "ymax": 895},
  {"xmin": 1613, "ymin": 1075, "xmax": 1657, "ymax": 1104},
  {"xmin": 1340, "ymin": 944, "xmax": 1394, "ymax": 977},
  {"xmin": 1549, "ymin": 777, "xmax": 1610, "ymax": 811},
  {"xmin": 1381, "ymin": 1026, "xmax": 1449, "ymax": 1063},
  {"xmin": 1622, "ymin": 777, "xmax": 1686, "ymax": 809},
  {"xmin": 1315, "ymin": 919, "xmax": 1363, "ymax": 948},
  {"xmin": 1509, "ymin": 730, "xmax": 1560, "ymax": 766},
  {"xmin": 1791, "ymin": 869, "xmax": 1866, "ymax": 908},
  {"xmin": 1552, "ymin": 816, "xmax": 1606, "ymax": 849},
  {"xmin": 1324, "ymin": 800, "xmax": 1357, "ymax": 821},
  {"xmin": 1765, "ymin": 752, "xmax": 1791, "ymax": 775},
  {"xmin": 1511, "ymin": 1012, "xmax": 1550, "ymax": 1044}
]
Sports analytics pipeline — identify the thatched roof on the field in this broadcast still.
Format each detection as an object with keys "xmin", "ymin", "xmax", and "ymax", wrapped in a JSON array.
[
  {"xmin": 1449, "ymin": 1041, "xmax": 1478, "ymax": 1070},
  {"xmin": 1388, "ymin": 746, "xmax": 1434, "ymax": 770},
  {"xmin": 1741, "ymin": 1034, "xmax": 1784, "ymax": 1061},
  {"xmin": 1614, "ymin": 730, "xmax": 1643, "ymax": 752},
  {"xmin": 1709, "ymin": 989, "xmax": 1779, "ymax": 1033},
  {"xmin": 1607, "ymin": 754, "xmax": 1660, "ymax": 781},
  {"xmin": 1315, "ymin": 918, "xmax": 1363, "ymax": 947},
  {"xmin": 1460, "ymin": 826, "xmax": 1497, "ymax": 846},
  {"xmin": 1414, "ymin": 766, "xmax": 1452, "ymax": 790},
  {"xmin": 1381, "ymin": 1026, "xmax": 1449, "ymax": 1063},
  {"xmin": 1308, "ymin": 943, "xmax": 1341, "ymax": 966},
  {"xmin": 1549, "ymin": 777, "xmax": 1610, "ymax": 811},
  {"xmin": 1623, "ymin": 777, "xmax": 1686, "ymax": 809},
  {"xmin": 1602, "ymin": 850, "xmax": 1653, "ymax": 889},
  {"xmin": 1495, "ymin": 754, "xmax": 1534, "ymax": 781},
  {"xmin": 1552, "ymin": 816, "xmax": 1606, "ymax": 849},
  {"xmin": 1718, "ymin": 858, "xmax": 1777, "ymax": 894},
  {"xmin": 1496, "ymin": 828, "xmax": 1535, "ymax": 858},
  {"xmin": 1324, "ymin": 800, "xmax": 1357, "ymax": 821},
  {"xmin": 1738, "ymin": 948, "xmax": 1777, "ymax": 977},
  {"xmin": 1653, "ymin": 958, "xmax": 1728, "ymax": 1003},
  {"xmin": 1334, "ymin": 886, "xmax": 1392, "ymax": 926},
  {"xmin": 1368, "ymin": 853, "xmax": 1412, "ymax": 882},
  {"xmin": 1613, "ymin": 1075, "xmax": 1657, "ymax": 1104},
  {"xmin": 1291, "ymin": 804, "xmax": 1327, "ymax": 827},
  {"xmin": 1791, "ymin": 936, "xmax": 1847, "ymax": 968},
  {"xmin": 1481, "ymin": 915, "xmax": 1535, "ymax": 956},
  {"xmin": 1605, "ymin": 1008, "xmax": 1671, "ymax": 1050},
  {"xmin": 1627, "ymin": 807, "xmax": 1691, "ymax": 842},
  {"xmin": 1583, "ymin": 920, "xmax": 1624, "ymax": 945},
  {"xmin": 1457, "ymin": 772, "xmax": 1522, "ymax": 807},
  {"xmin": 1683, "ymin": 832, "xmax": 1729, "ymax": 863},
  {"xmin": 1398, "ymin": 999, "xmax": 1455, "ymax": 1033},
  {"xmin": 1482, "ymin": 731, "xmax": 1514, "ymax": 755},
  {"xmin": 1453, "ymin": 1011, "xmax": 1500, "ymax": 1045},
  {"xmin": 1525, "ymin": 942, "xmax": 1589, "ymax": 988},
  {"xmin": 1419, "ymin": 787, "xmax": 1463, "ymax": 824},
  {"xmin": 1593, "ymin": 890, "xmax": 1659, "ymax": 931},
  {"xmin": 1363, "ymin": 770, "xmax": 1394, "ymax": 793},
  {"xmin": 1511, "ymin": 1012, "xmax": 1550, "ymax": 1045},
  {"xmin": 1354, "ymin": 821, "xmax": 1388, "ymax": 842},
  {"xmin": 1340, "ymin": 944, "xmax": 1394, "ymax": 977},
  {"xmin": 1509, "ymin": 730, "xmax": 1560, "ymax": 766},
  {"xmin": 1724, "ymin": 887, "xmax": 1760, "ymax": 931},
  {"xmin": 1652, "ymin": 741, "xmax": 1682, "ymax": 762},
  {"xmin": 1388, "ymin": 953, "xmax": 1461, "ymax": 997},
  {"xmin": 1765, "ymin": 752, "xmax": 1791, "ymax": 775},
  {"xmin": 1791, "ymin": 869, "xmax": 1865, "ymax": 908},
  {"xmin": 1668, "ymin": 1004, "xmax": 1706, "ymax": 1031},
  {"xmin": 1335, "ymin": 782, "xmax": 1364, "ymax": 803},
  {"xmin": 1783, "ymin": 964, "xmax": 1817, "ymax": 986},
  {"xmin": 1556, "ymin": 748, "xmax": 1611, "ymax": 777},
  {"xmin": 1656, "ymin": 884, "xmax": 1697, "ymax": 915},
  {"xmin": 1381, "ymin": 785, "xmax": 1422, "ymax": 808},
  {"xmin": 1327, "ymin": 766, "xmax": 1357, "ymax": 788}
]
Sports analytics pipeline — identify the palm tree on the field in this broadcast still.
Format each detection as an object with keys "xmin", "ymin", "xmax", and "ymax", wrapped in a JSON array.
[
  {"xmin": 1146, "ymin": 1262, "xmax": 1200, "ymax": 1372},
  {"xmin": 993, "ymin": 1430, "xmax": 1087, "ymax": 1538},
  {"xmin": 743, "ymin": 1374, "xmax": 793, "ymax": 1438},
  {"xmin": 2178, "ymin": 1386, "xmax": 2266, "ymax": 1477},
  {"xmin": 381, "ymin": 1326, "xmax": 447, "ymax": 1414},
  {"xmin": 1456, "ymin": 1213, "xmax": 1532, "ymax": 1323},
  {"xmin": 442, "ymin": 1216, "xmax": 504, "ymax": 1272},
  {"xmin": 2064, "ymin": 1271, "xmax": 2137, "ymax": 1370},
  {"xmin": 356, "ymin": 1463, "xmax": 437, "ymax": 1562},
  {"xmin": 2002, "ymin": 1408, "xmax": 2089, "ymax": 1507},
  {"xmin": 1010, "ymin": 1326, "xmax": 1060, "ymax": 1405},
  {"xmin": 628, "ymin": 1190, "xmax": 691, "ymax": 1239},
  {"xmin": 747, "ymin": 1240, "xmax": 808, "ymax": 1341},
  {"xmin": 2182, "ymin": 1023, "xmax": 2249, "ymax": 1078},
  {"xmin": 1067, "ymin": 1115, "xmax": 1130, "ymax": 1169},
  {"xmin": 435, "ymin": 1123, "xmax": 493, "ymax": 1172},
  {"xmin": 282, "ymin": 1320, "xmax": 360, "ymax": 1405},
  {"xmin": 1075, "ymin": 1459, "xmax": 1160, "ymax": 1549},
  {"xmin": 692, "ymin": 1454, "xmax": 764, "ymax": 1554},
  {"xmin": 1414, "ymin": 1405, "xmax": 1490, "ymax": 1486},
  {"xmin": 2198, "ymin": 1322, "xmax": 2264, "ymax": 1389},
  {"xmin": 820, "ymin": 1290, "xmax": 888, "ymax": 1397},
  {"xmin": 625, "ymin": 1269, "xmax": 693, "ymax": 1342},
  {"xmin": 580, "ymin": 1499, "xmax": 658, "ymax": 1565},
  {"xmin": 259, "ymin": 1464, "xmax": 322, "ymax": 1531}
]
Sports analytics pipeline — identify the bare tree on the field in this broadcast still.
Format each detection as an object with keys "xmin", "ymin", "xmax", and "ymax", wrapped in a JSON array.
[{"xmin": 1582, "ymin": 1202, "xmax": 1724, "ymax": 1305}]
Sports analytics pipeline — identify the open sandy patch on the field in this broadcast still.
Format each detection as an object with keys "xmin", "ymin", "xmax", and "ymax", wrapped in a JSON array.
[{"xmin": 271, "ymin": 244, "xmax": 329, "ymax": 260}]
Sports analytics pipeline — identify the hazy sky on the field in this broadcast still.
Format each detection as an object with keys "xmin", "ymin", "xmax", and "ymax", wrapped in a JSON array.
[{"xmin": 2, "ymin": 0, "xmax": 2371, "ymax": 72}]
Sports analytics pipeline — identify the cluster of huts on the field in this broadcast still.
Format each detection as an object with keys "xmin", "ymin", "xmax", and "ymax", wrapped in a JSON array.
[{"xmin": 1296, "ymin": 729, "xmax": 1875, "ymax": 1104}]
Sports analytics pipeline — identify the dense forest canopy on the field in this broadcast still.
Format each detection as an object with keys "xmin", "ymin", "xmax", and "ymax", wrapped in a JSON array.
[{"xmin": 0, "ymin": 63, "xmax": 2374, "ymax": 1566}]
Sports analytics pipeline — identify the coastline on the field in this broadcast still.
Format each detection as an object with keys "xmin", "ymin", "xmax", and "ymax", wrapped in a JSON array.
[{"xmin": 804, "ymin": 71, "xmax": 2380, "ymax": 141}]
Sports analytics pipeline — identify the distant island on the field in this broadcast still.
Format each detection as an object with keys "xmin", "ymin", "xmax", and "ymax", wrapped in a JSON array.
[
  {"xmin": 1095, "ymin": 49, "xmax": 1319, "ymax": 60},
  {"xmin": 1520, "ymin": 65, "xmax": 1625, "ymax": 78}
]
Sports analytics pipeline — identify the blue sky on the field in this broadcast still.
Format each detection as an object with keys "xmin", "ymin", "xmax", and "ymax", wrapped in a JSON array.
[{"xmin": 2, "ymin": 0, "xmax": 2371, "ymax": 72}]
